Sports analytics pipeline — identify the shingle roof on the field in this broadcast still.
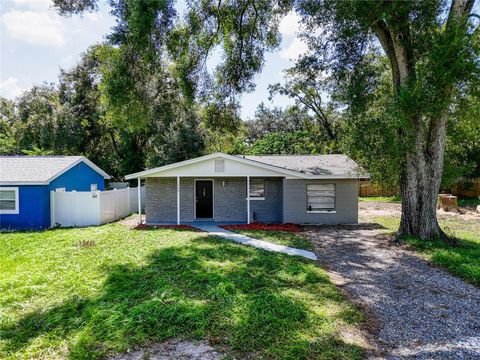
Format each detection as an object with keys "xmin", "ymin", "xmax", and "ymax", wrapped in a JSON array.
[
  {"xmin": 239, "ymin": 154, "xmax": 368, "ymax": 177},
  {"xmin": 0, "ymin": 156, "xmax": 110, "ymax": 184}
]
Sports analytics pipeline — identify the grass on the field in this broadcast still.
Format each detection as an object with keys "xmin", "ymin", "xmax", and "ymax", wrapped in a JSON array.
[
  {"xmin": 234, "ymin": 230, "xmax": 314, "ymax": 250},
  {"xmin": 359, "ymin": 196, "xmax": 401, "ymax": 202},
  {"xmin": 0, "ymin": 224, "xmax": 363, "ymax": 359},
  {"xmin": 374, "ymin": 215, "xmax": 480, "ymax": 286}
]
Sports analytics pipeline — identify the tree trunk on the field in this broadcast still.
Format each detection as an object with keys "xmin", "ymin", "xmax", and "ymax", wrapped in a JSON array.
[
  {"xmin": 396, "ymin": 116, "xmax": 456, "ymax": 243},
  {"xmin": 398, "ymin": 161, "xmax": 446, "ymax": 241}
]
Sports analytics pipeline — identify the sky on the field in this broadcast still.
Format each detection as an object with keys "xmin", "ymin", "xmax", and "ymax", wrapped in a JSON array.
[{"xmin": 0, "ymin": 0, "xmax": 307, "ymax": 119}]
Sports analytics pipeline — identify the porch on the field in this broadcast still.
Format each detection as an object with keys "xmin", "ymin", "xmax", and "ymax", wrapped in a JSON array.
[{"xmin": 137, "ymin": 177, "xmax": 284, "ymax": 225}]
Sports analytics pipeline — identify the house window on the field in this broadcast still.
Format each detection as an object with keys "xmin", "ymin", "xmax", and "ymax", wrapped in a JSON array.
[
  {"xmin": 307, "ymin": 184, "xmax": 335, "ymax": 212},
  {"xmin": 215, "ymin": 159, "xmax": 225, "ymax": 172},
  {"xmin": 90, "ymin": 184, "xmax": 98, "ymax": 191},
  {"xmin": 249, "ymin": 178, "xmax": 265, "ymax": 199},
  {"xmin": 0, "ymin": 187, "xmax": 19, "ymax": 214}
]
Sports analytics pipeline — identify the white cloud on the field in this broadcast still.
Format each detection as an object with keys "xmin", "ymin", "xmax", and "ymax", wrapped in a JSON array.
[
  {"xmin": 13, "ymin": 0, "xmax": 51, "ymax": 11},
  {"xmin": 60, "ymin": 55, "xmax": 75, "ymax": 68},
  {"xmin": 0, "ymin": 77, "xmax": 24, "ymax": 99},
  {"xmin": 85, "ymin": 12, "xmax": 101, "ymax": 22},
  {"xmin": 1, "ymin": 9, "xmax": 65, "ymax": 46},
  {"xmin": 279, "ymin": 11, "xmax": 301, "ymax": 36},
  {"xmin": 280, "ymin": 37, "xmax": 308, "ymax": 60}
]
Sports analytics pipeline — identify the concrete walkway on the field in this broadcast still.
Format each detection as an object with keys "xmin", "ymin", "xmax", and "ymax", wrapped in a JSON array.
[{"xmin": 193, "ymin": 223, "xmax": 317, "ymax": 260}]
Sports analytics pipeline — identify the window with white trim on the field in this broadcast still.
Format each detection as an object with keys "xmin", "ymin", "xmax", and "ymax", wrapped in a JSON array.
[
  {"xmin": 90, "ymin": 184, "xmax": 98, "ymax": 191},
  {"xmin": 249, "ymin": 178, "xmax": 265, "ymax": 199},
  {"xmin": 307, "ymin": 184, "xmax": 335, "ymax": 212},
  {"xmin": 0, "ymin": 187, "xmax": 19, "ymax": 214}
]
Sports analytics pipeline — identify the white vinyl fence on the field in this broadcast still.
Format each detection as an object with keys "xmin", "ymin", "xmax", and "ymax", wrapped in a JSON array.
[{"xmin": 50, "ymin": 187, "xmax": 145, "ymax": 228}]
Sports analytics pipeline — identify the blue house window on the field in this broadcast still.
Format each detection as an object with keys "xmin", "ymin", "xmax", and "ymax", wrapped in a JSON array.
[{"xmin": 0, "ymin": 187, "xmax": 19, "ymax": 214}]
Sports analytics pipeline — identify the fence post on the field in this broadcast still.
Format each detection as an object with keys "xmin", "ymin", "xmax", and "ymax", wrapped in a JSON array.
[
  {"xmin": 72, "ymin": 190, "xmax": 77, "ymax": 227},
  {"xmin": 138, "ymin": 179, "xmax": 142, "ymax": 224},
  {"xmin": 96, "ymin": 190, "xmax": 101, "ymax": 225},
  {"xmin": 50, "ymin": 191, "xmax": 55, "ymax": 228},
  {"xmin": 113, "ymin": 188, "xmax": 117, "ymax": 221},
  {"xmin": 127, "ymin": 186, "xmax": 131, "ymax": 213}
]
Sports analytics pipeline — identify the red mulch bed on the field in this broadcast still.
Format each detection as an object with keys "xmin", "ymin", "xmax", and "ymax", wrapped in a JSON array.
[
  {"xmin": 220, "ymin": 223, "xmax": 301, "ymax": 232},
  {"xmin": 134, "ymin": 224, "xmax": 200, "ymax": 231}
]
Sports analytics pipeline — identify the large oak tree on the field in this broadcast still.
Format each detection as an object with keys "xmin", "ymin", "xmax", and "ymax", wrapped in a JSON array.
[
  {"xmin": 175, "ymin": 0, "xmax": 479, "ymax": 242},
  {"xmin": 54, "ymin": 0, "xmax": 479, "ymax": 241}
]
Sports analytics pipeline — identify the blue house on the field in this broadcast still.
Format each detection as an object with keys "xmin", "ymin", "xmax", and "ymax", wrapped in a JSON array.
[{"xmin": 0, "ymin": 156, "xmax": 110, "ymax": 230}]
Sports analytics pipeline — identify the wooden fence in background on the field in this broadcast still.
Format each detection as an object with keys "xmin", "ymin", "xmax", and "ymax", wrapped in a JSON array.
[
  {"xmin": 358, "ymin": 180, "xmax": 399, "ymax": 197},
  {"xmin": 447, "ymin": 179, "xmax": 480, "ymax": 198},
  {"xmin": 359, "ymin": 179, "xmax": 480, "ymax": 198}
]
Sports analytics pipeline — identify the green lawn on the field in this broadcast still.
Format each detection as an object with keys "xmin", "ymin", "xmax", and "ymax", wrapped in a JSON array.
[
  {"xmin": 235, "ymin": 230, "xmax": 314, "ymax": 250},
  {"xmin": 0, "ymin": 224, "xmax": 363, "ymax": 359},
  {"xmin": 374, "ymin": 216, "xmax": 480, "ymax": 286}
]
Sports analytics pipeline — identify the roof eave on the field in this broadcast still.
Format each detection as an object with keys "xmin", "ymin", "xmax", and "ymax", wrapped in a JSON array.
[{"xmin": 0, "ymin": 181, "xmax": 50, "ymax": 185}]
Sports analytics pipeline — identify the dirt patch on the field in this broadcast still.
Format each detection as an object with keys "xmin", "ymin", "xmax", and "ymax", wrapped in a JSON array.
[
  {"xmin": 358, "ymin": 200, "xmax": 480, "ymax": 223},
  {"xmin": 118, "ymin": 214, "xmax": 145, "ymax": 228},
  {"xmin": 109, "ymin": 339, "xmax": 225, "ymax": 360},
  {"xmin": 436, "ymin": 207, "xmax": 480, "ymax": 221},
  {"xmin": 358, "ymin": 201, "xmax": 401, "ymax": 222}
]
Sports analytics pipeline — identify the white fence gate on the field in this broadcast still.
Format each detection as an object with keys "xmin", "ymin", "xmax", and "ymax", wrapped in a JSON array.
[{"xmin": 51, "ymin": 187, "xmax": 145, "ymax": 227}]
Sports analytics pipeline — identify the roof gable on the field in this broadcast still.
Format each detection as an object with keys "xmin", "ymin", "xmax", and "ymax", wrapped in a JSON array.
[
  {"xmin": 0, "ymin": 156, "xmax": 111, "ymax": 185},
  {"xmin": 125, "ymin": 153, "xmax": 366, "ymax": 179}
]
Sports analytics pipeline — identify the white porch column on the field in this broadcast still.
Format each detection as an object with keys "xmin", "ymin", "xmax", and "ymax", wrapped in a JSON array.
[
  {"xmin": 247, "ymin": 175, "xmax": 251, "ymax": 224},
  {"xmin": 177, "ymin": 176, "xmax": 180, "ymax": 225},
  {"xmin": 137, "ymin": 178, "xmax": 142, "ymax": 224}
]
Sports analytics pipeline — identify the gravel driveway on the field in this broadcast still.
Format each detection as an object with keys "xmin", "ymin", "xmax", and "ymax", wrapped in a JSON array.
[{"xmin": 303, "ymin": 224, "xmax": 480, "ymax": 360}]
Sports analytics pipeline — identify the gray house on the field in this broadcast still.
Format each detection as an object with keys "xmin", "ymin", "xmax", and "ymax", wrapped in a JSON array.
[{"xmin": 125, "ymin": 153, "xmax": 366, "ymax": 225}]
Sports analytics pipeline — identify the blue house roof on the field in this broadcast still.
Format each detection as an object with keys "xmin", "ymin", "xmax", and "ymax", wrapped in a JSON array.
[{"xmin": 0, "ymin": 156, "xmax": 110, "ymax": 185}]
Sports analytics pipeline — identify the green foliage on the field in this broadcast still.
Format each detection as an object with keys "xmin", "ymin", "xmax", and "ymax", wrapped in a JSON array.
[
  {"xmin": 0, "ymin": 98, "xmax": 17, "ymax": 154},
  {"xmin": 0, "ymin": 40, "xmax": 204, "ymax": 178},
  {"xmin": 269, "ymin": 67, "xmax": 339, "ymax": 143},
  {"xmin": 239, "ymin": 104, "xmax": 338, "ymax": 155},
  {"xmin": 21, "ymin": 147, "xmax": 54, "ymax": 156},
  {"xmin": 173, "ymin": 0, "xmax": 283, "ymax": 93},
  {"xmin": 443, "ymin": 93, "xmax": 480, "ymax": 185},
  {"xmin": 0, "ymin": 224, "xmax": 363, "ymax": 359},
  {"xmin": 338, "ymin": 57, "xmax": 402, "ymax": 186},
  {"xmin": 248, "ymin": 130, "xmax": 324, "ymax": 155}
]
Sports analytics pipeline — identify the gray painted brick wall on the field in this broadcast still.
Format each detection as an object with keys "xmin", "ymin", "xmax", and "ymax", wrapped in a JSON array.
[
  {"xmin": 145, "ymin": 177, "xmax": 357, "ymax": 224},
  {"xmin": 250, "ymin": 178, "xmax": 283, "ymax": 223},
  {"xmin": 180, "ymin": 178, "xmax": 194, "ymax": 222},
  {"xmin": 145, "ymin": 178, "xmax": 177, "ymax": 223},
  {"xmin": 213, "ymin": 178, "xmax": 247, "ymax": 222},
  {"xmin": 283, "ymin": 179, "xmax": 358, "ymax": 224}
]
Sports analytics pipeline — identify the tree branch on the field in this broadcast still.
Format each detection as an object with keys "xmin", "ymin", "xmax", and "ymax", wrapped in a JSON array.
[{"xmin": 371, "ymin": 20, "xmax": 401, "ymax": 90}]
